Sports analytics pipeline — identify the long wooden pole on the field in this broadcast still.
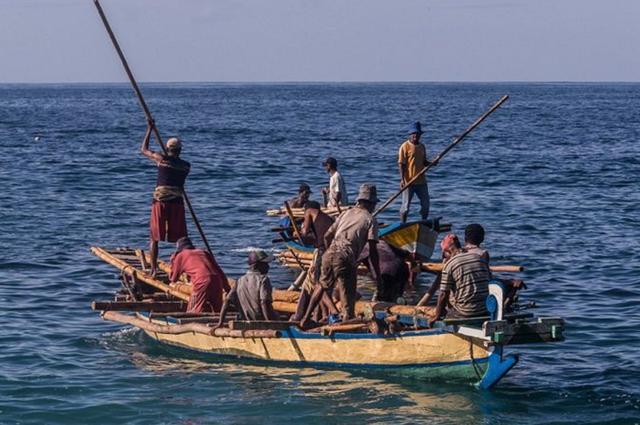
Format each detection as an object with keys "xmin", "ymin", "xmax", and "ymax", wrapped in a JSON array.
[
  {"xmin": 373, "ymin": 95, "xmax": 509, "ymax": 217},
  {"xmin": 93, "ymin": 0, "xmax": 214, "ymax": 256}
]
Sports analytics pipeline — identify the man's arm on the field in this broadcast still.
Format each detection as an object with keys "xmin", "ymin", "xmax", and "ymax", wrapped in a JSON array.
[
  {"xmin": 368, "ymin": 240, "xmax": 383, "ymax": 300},
  {"xmin": 216, "ymin": 287, "xmax": 236, "ymax": 327},
  {"xmin": 398, "ymin": 144, "xmax": 407, "ymax": 187},
  {"xmin": 429, "ymin": 289, "xmax": 450, "ymax": 327},
  {"xmin": 323, "ymin": 219, "xmax": 338, "ymax": 249},
  {"xmin": 417, "ymin": 273, "xmax": 441, "ymax": 307},
  {"xmin": 260, "ymin": 277, "xmax": 277, "ymax": 320},
  {"xmin": 169, "ymin": 254, "xmax": 182, "ymax": 283},
  {"xmin": 398, "ymin": 163, "xmax": 407, "ymax": 187},
  {"xmin": 300, "ymin": 210, "xmax": 313, "ymax": 238},
  {"xmin": 140, "ymin": 123, "xmax": 163, "ymax": 163}
]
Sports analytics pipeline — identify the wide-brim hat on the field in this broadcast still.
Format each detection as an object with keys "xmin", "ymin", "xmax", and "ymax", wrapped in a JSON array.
[
  {"xmin": 408, "ymin": 121, "xmax": 424, "ymax": 135},
  {"xmin": 356, "ymin": 183, "xmax": 380, "ymax": 203},
  {"xmin": 248, "ymin": 250, "xmax": 273, "ymax": 265}
]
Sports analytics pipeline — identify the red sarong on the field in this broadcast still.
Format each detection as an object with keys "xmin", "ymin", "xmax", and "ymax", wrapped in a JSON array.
[{"xmin": 150, "ymin": 200, "xmax": 187, "ymax": 242}]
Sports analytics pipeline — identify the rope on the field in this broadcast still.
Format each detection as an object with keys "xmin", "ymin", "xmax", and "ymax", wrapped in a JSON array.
[{"xmin": 469, "ymin": 340, "xmax": 483, "ymax": 380}]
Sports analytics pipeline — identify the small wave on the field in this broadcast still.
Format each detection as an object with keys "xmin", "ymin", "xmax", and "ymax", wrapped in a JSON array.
[
  {"xmin": 0, "ymin": 262, "xmax": 61, "ymax": 270},
  {"xmin": 230, "ymin": 246, "xmax": 279, "ymax": 253}
]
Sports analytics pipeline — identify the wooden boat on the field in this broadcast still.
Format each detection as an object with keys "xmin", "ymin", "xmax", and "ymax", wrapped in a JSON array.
[{"xmin": 91, "ymin": 247, "xmax": 564, "ymax": 390}]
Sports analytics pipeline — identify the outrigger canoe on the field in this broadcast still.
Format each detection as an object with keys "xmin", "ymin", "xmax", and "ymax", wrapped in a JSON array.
[{"xmin": 91, "ymin": 247, "xmax": 565, "ymax": 390}]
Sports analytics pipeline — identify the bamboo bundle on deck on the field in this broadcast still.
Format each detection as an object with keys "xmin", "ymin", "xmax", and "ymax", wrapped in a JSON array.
[
  {"xmin": 266, "ymin": 206, "xmax": 350, "ymax": 218},
  {"xmin": 91, "ymin": 247, "xmax": 190, "ymax": 302}
]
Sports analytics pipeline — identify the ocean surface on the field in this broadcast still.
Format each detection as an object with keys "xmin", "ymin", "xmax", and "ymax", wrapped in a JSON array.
[{"xmin": 0, "ymin": 83, "xmax": 639, "ymax": 424}]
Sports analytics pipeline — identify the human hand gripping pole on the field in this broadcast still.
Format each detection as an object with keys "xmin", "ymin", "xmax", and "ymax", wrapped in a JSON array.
[
  {"xmin": 373, "ymin": 95, "xmax": 509, "ymax": 218},
  {"xmin": 93, "ymin": 0, "xmax": 214, "ymax": 257}
]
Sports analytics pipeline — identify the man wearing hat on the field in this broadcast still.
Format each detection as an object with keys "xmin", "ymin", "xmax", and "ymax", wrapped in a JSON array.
[
  {"xmin": 300, "ymin": 184, "xmax": 383, "ymax": 327},
  {"xmin": 169, "ymin": 237, "xmax": 230, "ymax": 314},
  {"xmin": 321, "ymin": 157, "xmax": 348, "ymax": 207},
  {"xmin": 141, "ymin": 121, "xmax": 191, "ymax": 276},
  {"xmin": 398, "ymin": 121, "xmax": 432, "ymax": 222},
  {"xmin": 217, "ymin": 250, "xmax": 277, "ymax": 325},
  {"xmin": 287, "ymin": 183, "xmax": 312, "ymax": 209},
  {"xmin": 428, "ymin": 233, "xmax": 491, "ymax": 326}
]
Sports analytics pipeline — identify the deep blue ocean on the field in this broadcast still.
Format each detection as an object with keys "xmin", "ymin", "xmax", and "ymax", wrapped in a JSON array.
[{"xmin": 0, "ymin": 83, "xmax": 639, "ymax": 424}]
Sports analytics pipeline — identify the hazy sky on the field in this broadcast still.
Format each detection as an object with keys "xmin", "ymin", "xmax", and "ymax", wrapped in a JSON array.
[{"xmin": 1, "ymin": 0, "xmax": 639, "ymax": 83}]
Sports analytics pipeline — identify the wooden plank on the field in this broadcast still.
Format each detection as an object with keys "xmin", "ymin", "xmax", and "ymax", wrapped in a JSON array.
[
  {"xmin": 444, "ymin": 312, "xmax": 534, "ymax": 326},
  {"xmin": 91, "ymin": 300, "xmax": 186, "ymax": 312},
  {"xmin": 102, "ymin": 311, "xmax": 281, "ymax": 338},
  {"xmin": 229, "ymin": 320, "xmax": 296, "ymax": 331}
]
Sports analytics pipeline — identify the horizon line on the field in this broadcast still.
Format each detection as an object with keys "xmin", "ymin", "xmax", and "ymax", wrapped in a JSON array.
[{"xmin": 1, "ymin": 80, "xmax": 640, "ymax": 86}]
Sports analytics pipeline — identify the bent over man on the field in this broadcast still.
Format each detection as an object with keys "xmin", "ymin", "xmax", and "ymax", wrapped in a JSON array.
[
  {"xmin": 300, "ymin": 184, "xmax": 382, "ymax": 328},
  {"xmin": 169, "ymin": 237, "xmax": 230, "ymax": 313},
  {"xmin": 141, "ymin": 122, "xmax": 191, "ymax": 276}
]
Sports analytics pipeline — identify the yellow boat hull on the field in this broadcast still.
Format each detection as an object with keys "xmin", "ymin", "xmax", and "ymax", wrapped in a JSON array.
[{"xmin": 141, "ymin": 316, "xmax": 489, "ymax": 369}]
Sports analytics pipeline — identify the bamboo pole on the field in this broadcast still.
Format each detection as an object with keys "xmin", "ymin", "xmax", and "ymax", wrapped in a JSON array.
[
  {"xmin": 283, "ymin": 201, "xmax": 304, "ymax": 244},
  {"xmin": 421, "ymin": 263, "xmax": 524, "ymax": 273},
  {"xmin": 373, "ymin": 95, "xmax": 509, "ymax": 217},
  {"xmin": 93, "ymin": 0, "xmax": 214, "ymax": 257}
]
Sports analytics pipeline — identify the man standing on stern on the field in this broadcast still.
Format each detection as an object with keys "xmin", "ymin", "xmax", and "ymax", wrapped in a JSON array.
[
  {"xmin": 398, "ymin": 121, "xmax": 432, "ymax": 222},
  {"xmin": 141, "ymin": 120, "xmax": 191, "ymax": 276}
]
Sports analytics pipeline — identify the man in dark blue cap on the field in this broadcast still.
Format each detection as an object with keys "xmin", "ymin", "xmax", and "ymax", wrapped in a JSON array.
[{"xmin": 398, "ymin": 121, "xmax": 432, "ymax": 222}]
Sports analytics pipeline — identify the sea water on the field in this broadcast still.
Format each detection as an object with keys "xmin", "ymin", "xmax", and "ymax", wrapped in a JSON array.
[{"xmin": 0, "ymin": 83, "xmax": 638, "ymax": 424}]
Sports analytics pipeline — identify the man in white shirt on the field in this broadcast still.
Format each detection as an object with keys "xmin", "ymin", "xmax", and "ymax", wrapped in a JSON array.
[{"xmin": 321, "ymin": 157, "xmax": 348, "ymax": 207}]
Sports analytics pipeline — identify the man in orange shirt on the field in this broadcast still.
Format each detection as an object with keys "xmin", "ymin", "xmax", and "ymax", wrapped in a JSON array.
[{"xmin": 398, "ymin": 121, "xmax": 432, "ymax": 222}]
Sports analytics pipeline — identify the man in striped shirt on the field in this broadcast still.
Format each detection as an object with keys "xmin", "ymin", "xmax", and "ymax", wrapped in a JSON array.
[{"xmin": 429, "ymin": 234, "xmax": 490, "ymax": 326}]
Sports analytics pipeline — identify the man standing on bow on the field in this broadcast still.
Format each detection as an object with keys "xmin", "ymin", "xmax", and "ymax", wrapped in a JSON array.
[
  {"xmin": 300, "ymin": 184, "xmax": 383, "ymax": 328},
  {"xmin": 141, "ymin": 121, "xmax": 191, "ymax": 276},
  {"xmin": 321, "ymin": 157, "xmax": 348, "ymax": 208},
  {"xmin": 398, "ymin": 121, "xmax": 432, "ymax": 222}
]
